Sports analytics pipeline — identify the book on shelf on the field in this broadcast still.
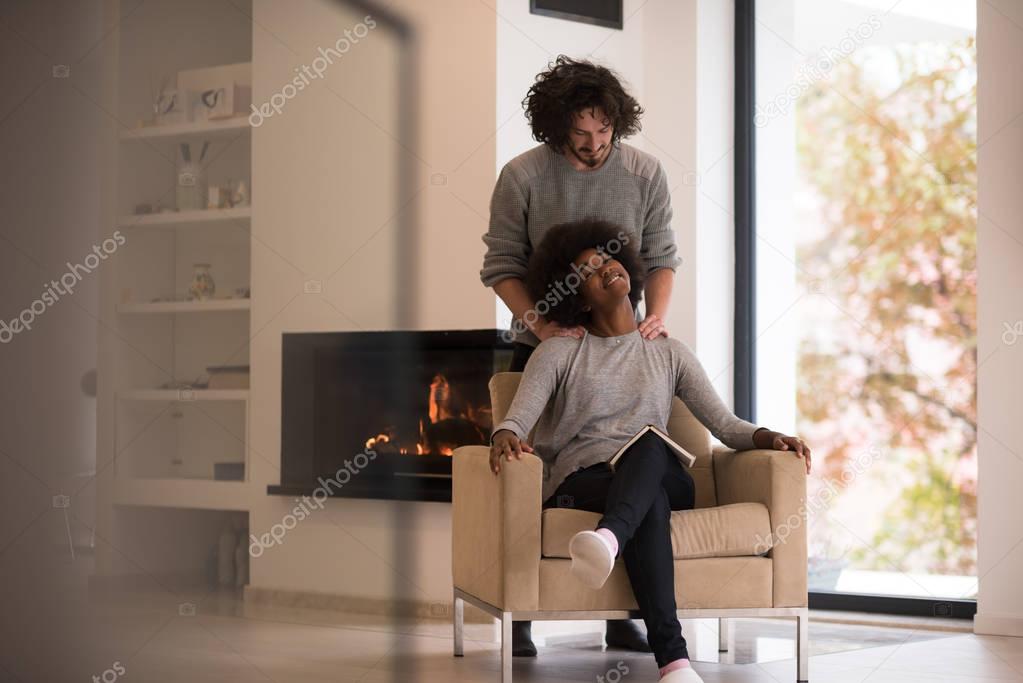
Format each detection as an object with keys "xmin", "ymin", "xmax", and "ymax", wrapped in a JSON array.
[
  {"xmin": 608, "ymin": 423, "xmax": 697, "ymax": 470},
  {"xmin": 206, "ymin": 364, "xmax": 250, "ymax": 390}
]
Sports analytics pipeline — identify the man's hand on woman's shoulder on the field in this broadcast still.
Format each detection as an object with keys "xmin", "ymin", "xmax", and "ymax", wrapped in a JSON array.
[{"xmin": 638, "ymin": 313, "xmax": 669, "ymax": 340}]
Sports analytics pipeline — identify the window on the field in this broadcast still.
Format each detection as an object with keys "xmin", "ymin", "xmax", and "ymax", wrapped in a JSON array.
[{"xmin": 747, "ymin": 0, "xmax": 977, "ymax": 607}]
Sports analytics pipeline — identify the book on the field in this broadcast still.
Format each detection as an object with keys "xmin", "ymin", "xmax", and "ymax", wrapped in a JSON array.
[{"xmin": 608, "ymin": 424, "xmax": 697, "ymax": 470}]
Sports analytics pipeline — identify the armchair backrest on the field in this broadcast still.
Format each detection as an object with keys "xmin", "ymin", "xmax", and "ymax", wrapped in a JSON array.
[{"xmin": 488, "ymin": 372, "xmax": 719, "ymax": 508}]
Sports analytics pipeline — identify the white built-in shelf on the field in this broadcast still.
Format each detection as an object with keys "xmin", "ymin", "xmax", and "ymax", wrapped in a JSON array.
[
  {"xmin": 118, "ymin": 389, "xmax": 249, "ymax": 402},
  {"xmin": 119, "ymin": 116, "xmax": 251, "ymax": 142},
  {"xmin": 117, "ymin": 299, "xmax": 251, "ymax": 314},
  {"xmin": 112, "ymin": 478, "xmax": 249, "ymax": 511},
  {"xmin": 118, "ymin": 207, "xmax": 251, "ymax": 229}
]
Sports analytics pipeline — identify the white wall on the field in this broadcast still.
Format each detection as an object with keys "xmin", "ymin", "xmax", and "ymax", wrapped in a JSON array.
[
  {"xmin": 974, "ymin": 0, "xmax": 1023, "ymax": 638},
  {"xmin": 249, "ymin": 0, "xmax": 496, "ymax": 602}
]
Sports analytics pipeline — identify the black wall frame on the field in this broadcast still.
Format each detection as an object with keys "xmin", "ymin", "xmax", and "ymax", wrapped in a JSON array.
[{"xmin": 734, "ymin": 0, "xmax": 975, "ymax": 620}]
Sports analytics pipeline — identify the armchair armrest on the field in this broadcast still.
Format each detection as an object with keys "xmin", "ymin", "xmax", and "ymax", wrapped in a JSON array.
[
  {"xmin": 452, "ymin": 445, "xmax": 543, "ymax": 611},
  {"xmin": 712, "ymin": 446, "xmax": 808, "ymax": 607}
]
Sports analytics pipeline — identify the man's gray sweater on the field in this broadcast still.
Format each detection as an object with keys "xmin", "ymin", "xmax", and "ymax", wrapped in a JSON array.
[{"xmin": 480, "ymin": 142, "xmax": 682, "ymax": 347}]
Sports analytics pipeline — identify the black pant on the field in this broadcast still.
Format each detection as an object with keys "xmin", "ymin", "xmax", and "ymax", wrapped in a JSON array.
[
  {"xmin": 545, "ymin": 435, "xmax": 694, "ymax": 666},
  {"xmin": 509, "ymin": 342, "xmax": 692, "ymax": 666}
]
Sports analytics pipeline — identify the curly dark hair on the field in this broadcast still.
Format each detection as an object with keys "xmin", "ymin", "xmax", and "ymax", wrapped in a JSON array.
[
  {"xmin": 522, "ymin": 55, "xmax": 643, "ymax": 150},
  {"xmin": 525, "ymin": 219, "xmax": 645, "ymax": 328}
]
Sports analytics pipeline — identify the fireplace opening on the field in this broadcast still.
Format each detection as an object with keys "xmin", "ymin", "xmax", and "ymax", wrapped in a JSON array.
[{"xmin": 271, "ymin": 329, "xmax": 513, "ymax": 502}]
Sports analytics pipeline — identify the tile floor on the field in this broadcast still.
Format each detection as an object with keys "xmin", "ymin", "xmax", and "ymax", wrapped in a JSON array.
[
  {"xmin": 6, "ymin": 542, "xmax": 1020, "ymax": 682},
  {"xmin": 61, "ymin": 585, "xmax": 1023, "ymax": 682}
]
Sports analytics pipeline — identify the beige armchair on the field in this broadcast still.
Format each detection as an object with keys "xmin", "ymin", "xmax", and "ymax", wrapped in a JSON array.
[{"xmin": 452, "ymin": 372, "xmax": 809, "ymax": 682}]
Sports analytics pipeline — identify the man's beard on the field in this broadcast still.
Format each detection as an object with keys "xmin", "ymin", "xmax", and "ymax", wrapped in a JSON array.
[{"xmin": 573, "ymin": 143, "xmax": 608, "ymax": 167}]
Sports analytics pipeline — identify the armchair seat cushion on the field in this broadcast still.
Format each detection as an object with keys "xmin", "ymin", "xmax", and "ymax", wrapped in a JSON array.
[{"xmin": 541, "ymin": 502, "xmax": 773, "ymax": 560}]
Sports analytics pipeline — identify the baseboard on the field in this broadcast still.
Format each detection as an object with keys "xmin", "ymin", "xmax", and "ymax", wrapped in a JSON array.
[
  {"xmin": 243, "ymin": 585, "xmax": 492, "ymax": 623},
  {"xmin": 974, "ymin": 612, "xmax": 1023, "ymax": 637}
]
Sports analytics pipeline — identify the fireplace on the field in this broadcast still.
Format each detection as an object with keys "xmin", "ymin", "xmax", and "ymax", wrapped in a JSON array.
[{"xmin": 269, "ymin": 329, "xmax": 514, "ymax": 502}]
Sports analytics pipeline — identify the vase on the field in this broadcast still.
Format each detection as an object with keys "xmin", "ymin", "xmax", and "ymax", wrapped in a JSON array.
[{"xmin": 188, "ymin": 263, "xmax": 216, "ymax": 301}]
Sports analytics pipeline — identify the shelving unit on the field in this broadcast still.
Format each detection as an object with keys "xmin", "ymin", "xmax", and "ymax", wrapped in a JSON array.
[{"xmin": 95, "ymin": 0, "xmax": 256, "ymax": 583}]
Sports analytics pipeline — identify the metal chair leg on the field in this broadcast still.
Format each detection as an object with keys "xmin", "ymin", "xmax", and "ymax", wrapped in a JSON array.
[
  {"xmin": 453, "ymin": 593, "xmax": 464, "ymax": 657},
  {"xmin": 500, "ymin": 611, "xmax": 512, "ymax": 682},
  {"xmin": 796, "ymin": 608, "xmax": 809, "ymax": 682}
]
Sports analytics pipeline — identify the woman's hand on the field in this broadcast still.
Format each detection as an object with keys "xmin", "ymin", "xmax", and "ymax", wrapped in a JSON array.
[
  {"xmin": 489, "ymin": 429, "xmax": 535, "ymax": 474},
  {"xmin": 537, "ymin": 319, "xmax": 585, "ymax": 341},
  {"xmin": 754, "ymin": 429, "xmax": 812, "ymax": 474},
  {"xmin": 638, "ymin": 313, "xmax": 668, "ymax": 340}
]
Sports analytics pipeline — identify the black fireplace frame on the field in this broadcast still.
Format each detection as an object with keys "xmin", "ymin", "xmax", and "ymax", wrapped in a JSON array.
[{"xmin": 268, "ymin": 328, "xmax": 514, "ymax": 503}]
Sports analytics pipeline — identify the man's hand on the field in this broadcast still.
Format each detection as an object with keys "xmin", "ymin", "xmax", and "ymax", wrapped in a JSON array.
[
  {"xmin": 638, "ymin": 313, "xmax": 668, "ymax": 340},
  {"xmin": 489, "ymin": 429, "xmax": 535, "ymax": 474},
  {"xmin": 536, "ymin": 319, "xmax": 585, "ymax": 341}
]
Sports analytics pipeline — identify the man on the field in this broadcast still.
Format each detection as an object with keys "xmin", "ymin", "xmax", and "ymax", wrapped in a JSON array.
[{"xmin": 479, "ymin": 55, "xmax": 682, "ymax": 657}]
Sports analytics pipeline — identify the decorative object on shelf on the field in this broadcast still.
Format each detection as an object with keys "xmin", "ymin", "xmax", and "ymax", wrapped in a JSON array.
[
  {"xmin": 214, "ymin": 462, "xmax": 245, "ymax": 481},
  {"xmin": 207, "ymin": 365, "xmax": 250, "ymax": 390},
  {"xmin": 205, "ymin": 179, "xmax": 251, "ymax": 209},
  {"xmin": 206, "ymin": 185, "xmax": 227, "ymax": 209},
  {"xmin": 131, "ymin": 201, "xmax": 174, "ymax": 216},
  {"xmin": 153, "ymin": 77, "xmax": 190, "ymax": 126},
  {"xmin": 176, "ymin": 142, "xmax": 209, "ymax": 210},
  {"xmin": 187, "ymin": 263, "xmax": 216, "ymax": 301},
  {"xmin": 193, "ymin": 81, "xmax": 251, "ymax": 121},
  {"xmin": 229, "ymin": 179, "xmax": 249, "ymax": 207}
]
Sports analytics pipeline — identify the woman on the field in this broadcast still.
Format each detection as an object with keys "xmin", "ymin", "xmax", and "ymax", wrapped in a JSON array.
[{"xmin": 489, "ymin": 219, "xmax": 812, "ymax": 683}]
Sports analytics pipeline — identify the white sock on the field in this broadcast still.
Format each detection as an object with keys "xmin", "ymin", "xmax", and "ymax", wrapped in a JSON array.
[
  {"xmin": 658, "ymin": 665, "xmax": 705, "ymax": 683},
  {"xmin": 568, "ymin": 530, "xmax": 616, "ymax": 589}
]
